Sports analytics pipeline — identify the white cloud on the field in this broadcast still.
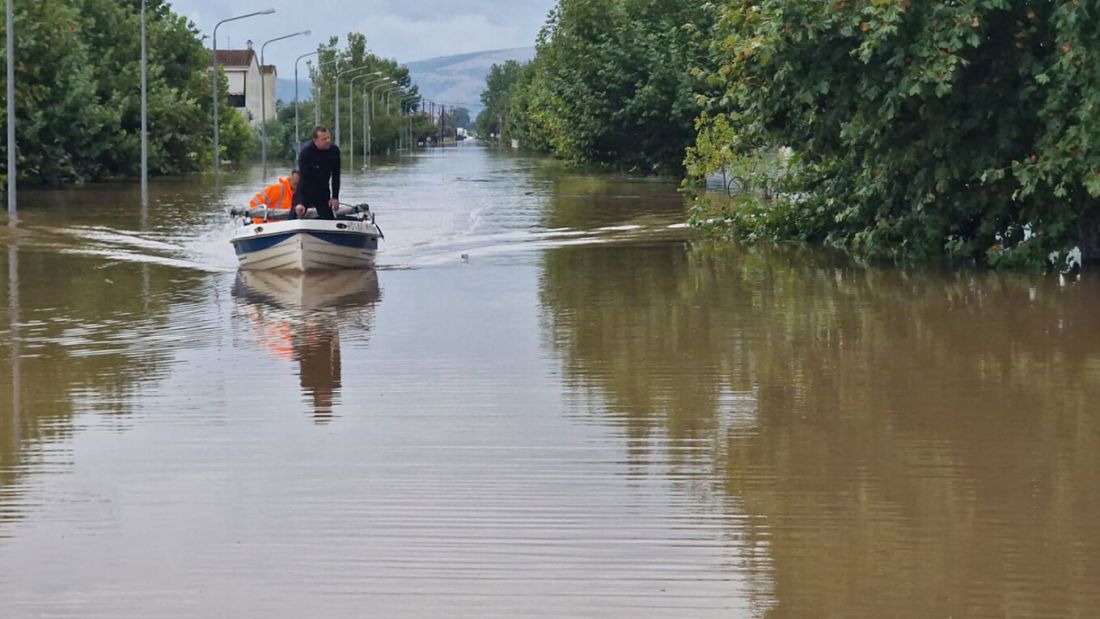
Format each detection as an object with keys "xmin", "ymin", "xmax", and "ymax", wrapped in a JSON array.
[{"xmin": 171, "ymin": 0, "xmax": 552, "ymax": 68}]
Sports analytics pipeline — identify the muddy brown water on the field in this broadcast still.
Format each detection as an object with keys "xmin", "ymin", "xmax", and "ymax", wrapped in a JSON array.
[{"xmin": 1, "ymin": 146, "xmax": 1098, "ymax": 617}]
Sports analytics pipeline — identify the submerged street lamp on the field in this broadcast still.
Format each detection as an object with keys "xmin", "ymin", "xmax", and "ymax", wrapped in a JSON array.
[
  {"xmin": 349, "ymin": 73, "xmax": 388, "ymax": 169},
  {"xmin": 380, "ymin": 86, "xmax": 404, "ymax": 153},
  {"xmin": 211, "ymin": 8, "xmax": 275, "ymax": 176},
  {"xmin": 140, "ymin": 0, "xmax": 148, "ymax": 207},
  {"xmin": 260, "ymin": 29, "xmax": 310, "ymax": 178},
  {"xmin": 368, "ymin": 80, "xmax": 396, "ymax": 160},
  {"xmin": 311, "ymin": 56, "xmax": 341, "ymax": 128},
  {"xmin": 294, "ymin": 50, "xmax": 319, "ymax": 154},
  {"xmin": 335, "ymin": 66, "xmax": 378, "ymax": 147},
  {"xmin": 6, "ymin": 0, "xmax": 16, "ymax": 220}
]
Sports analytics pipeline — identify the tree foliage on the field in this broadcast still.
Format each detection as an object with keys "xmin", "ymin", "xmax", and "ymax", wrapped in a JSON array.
[
  {"xmin": 483, "ymin": 0, "xmax": 714, "ymax": 173},
  {"xmin": 687, "ymin": 0, "xmax": 1100, "ymax": 268},
  {"xmin": 1, "ymin": 0, "xmax": 247, "ymax": 184},
  {"xmin": 477, "ymin": 60, "xmax": 526, "ymax": 138},
  {"xmin": 307, "ymin": 34, "xmax": 420, "ymax": 157}
]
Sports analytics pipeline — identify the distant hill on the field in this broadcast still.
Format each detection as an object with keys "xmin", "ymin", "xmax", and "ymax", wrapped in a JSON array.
[
  {"xmin": 276, "ymin": 78, "xmax": 309, "ymax": 105},
  {"xmin": 406, "ymin": 47, "xmax": 535, "ymax": 115},
  {"xmin": 274, "ymin": 47, "xmax": 536, "ymax": 113}
]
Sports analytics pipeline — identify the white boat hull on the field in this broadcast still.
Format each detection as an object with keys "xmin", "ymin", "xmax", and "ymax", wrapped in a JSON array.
[{"xmin": 231, "ymin": 219, "xmax": 381, "ymax": 271}]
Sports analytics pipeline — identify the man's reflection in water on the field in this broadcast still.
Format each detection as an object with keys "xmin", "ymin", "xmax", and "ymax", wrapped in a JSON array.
[
  {"xmin": 295, "ymin": 321, "xmax": 341, "ymax": 424},
  {"xmin": 233, "ymin": 270, "xmax": 380, "ymax": 423}
]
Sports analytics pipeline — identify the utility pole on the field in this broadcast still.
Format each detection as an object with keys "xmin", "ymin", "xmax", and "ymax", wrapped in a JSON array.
[
  {"xmin": 294, "ymin": 50, "xmax": 319, "ymax": 158},
  {"xmin": 212, "ymin": 9, "xmax": 276, "ymax": 176},
  {"xmin": 140, "ymin": 0, "xmax": 148, "ymax": 207},
  {"xmin": 6, "ymin": 0, "xmax": 16, "ymax": 220}
]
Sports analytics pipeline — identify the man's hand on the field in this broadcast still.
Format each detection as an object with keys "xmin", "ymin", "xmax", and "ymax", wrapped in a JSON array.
[
  {"xmin": 329, "ymin": 198, "xmax": 340, "ymax": 210},
  {"xmin": 295, "ymin": 204, "xmax": 306, "ymax": 217}
]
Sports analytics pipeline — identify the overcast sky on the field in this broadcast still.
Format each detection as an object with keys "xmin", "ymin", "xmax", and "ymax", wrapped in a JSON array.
[{"xmin": 169, "ymin": 0, "xmax": 555, "ymax": 73}]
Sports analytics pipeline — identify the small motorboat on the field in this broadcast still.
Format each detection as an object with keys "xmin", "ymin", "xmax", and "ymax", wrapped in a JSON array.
[{"xmin": 228, "ymin": 204, "xmax": 383, "ymax": 271}]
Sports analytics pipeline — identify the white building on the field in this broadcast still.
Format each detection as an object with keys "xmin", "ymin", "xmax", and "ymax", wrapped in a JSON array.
[{"xmin": 211, "ymin": 41, "xmax": 277, "ymax": 125}]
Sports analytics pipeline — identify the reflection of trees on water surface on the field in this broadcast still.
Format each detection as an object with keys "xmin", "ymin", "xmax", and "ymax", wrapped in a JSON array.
[
  {"xmin": 0, "ymin": 243, "xmax": 207, "ymax": 532},
  {"xmin": 538, "ymin": 173, "xmax": 686, "ymax": 232},
  {"xmin": 539, "ymin": 242, "xmax": 1100, "ymax": 617}
]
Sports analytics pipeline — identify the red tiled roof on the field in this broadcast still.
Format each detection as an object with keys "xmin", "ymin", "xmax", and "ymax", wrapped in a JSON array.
[
  {"xmin": 212, "ymin": 49, "xmax": 255, "ymax": 67},
  {"xmin": 260, "ymin": 65, "xmax": 276, "ymax": 75}
]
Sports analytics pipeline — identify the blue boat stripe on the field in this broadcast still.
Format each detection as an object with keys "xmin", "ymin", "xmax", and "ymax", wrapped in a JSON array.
[
  {"xmin": 307, "ymin": 231, "xmax": 379, "ymax": 250},
  {"xmin": 232, "ymin": 232, "xmax": 296, "ymax": 255}
]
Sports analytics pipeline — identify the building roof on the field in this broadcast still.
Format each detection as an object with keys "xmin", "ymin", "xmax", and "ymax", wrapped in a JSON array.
[
  {"xmin": 212, "ymin": 49, "xmax": 255, "ymax": 67},
  {"xmin": 260, "ymin": 65, "xmax": 276, "ymax": 75}
]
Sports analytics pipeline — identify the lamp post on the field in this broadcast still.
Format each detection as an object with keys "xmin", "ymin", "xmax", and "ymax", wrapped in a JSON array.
[
  {"xmin": 6, "ymin": 0, "xmax": 16, "ymax": 220},
  {"xmin": 368, "ymin": 81, "xmax": 396, "ymax": 161},
  {"xmin": 349, "ymin": 73, "xmax": 385, "ymax": 169},
  {"xmin": 392, "ymin": 94, "xmax": 416, "ymax": 154},
  {"xmin": 335, "ymin": 65, "xmax": 375, "ymax": 147},
  {"xmin": 361, "ymin": 78, "xmax": 393, "ymax": 166},
  {"xmin": 400, "ymin": 95, "xmax": 419, "ymax": 153},
  {"xmin": 140, "ymin": 0, "xmax": 148, "ymax": 207},
  {"xmin": 311, "ymin": 56, "xmax": 340, "ymax": 127},
  {"xmin": 380, "ymin": 86, "xmax": 404, "ymax": 154},
  {"xmin": 260, "ymin": 30, "xmax": 310, "ymax": 178},
  {"xmin": 294, "ymin": 50, "xmax": 319, "ymax": 156},
  {"xmin": 212, "ymin": 9, "xmax": 275, "ymax": 176}
]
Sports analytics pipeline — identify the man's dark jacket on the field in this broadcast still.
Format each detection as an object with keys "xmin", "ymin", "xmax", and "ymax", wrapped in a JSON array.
[{"xmin": 296, "ymin": 141, "xmax": 341, "ymax": 219}]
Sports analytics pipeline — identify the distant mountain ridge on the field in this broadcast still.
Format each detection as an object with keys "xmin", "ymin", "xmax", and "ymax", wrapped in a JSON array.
[
  {"xmin": 274, "ymin": 47, "xmax": 536, "ymax": 113},
  {"xmin": 276, "ymin": 79, "xmax": 310, "ymax": 105},
  {"xmin": 406, "ymin": 47, "xmax": 535, "ymax": 114}
]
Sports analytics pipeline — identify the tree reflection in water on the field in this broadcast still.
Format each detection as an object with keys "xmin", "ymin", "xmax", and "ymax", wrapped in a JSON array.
[
  {"xmin": 539, "ymin": 241, "xmax": 1100, "ymax": 617},
  {"xmin": 233, "ymin": 270, "xmax": 381, "ymax": 423}
]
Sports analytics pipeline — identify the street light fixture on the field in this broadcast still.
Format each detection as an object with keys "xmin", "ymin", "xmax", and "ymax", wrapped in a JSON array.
[
  {"xmin": 311, "ymin": 56, "xmax": 341, "ymax": 127},
  {"xmin": 335, "ymin": 66, "xmax": 379, "ymax": 146},
  {"xmin": 260, "ymin": 29, "xmax": 310, "ymax": 178},
  {"xmin": 381, "ymin": 86, "xmax": 404, "ymax": 114},
  {"xmin": 349, "ymin": 74, "xmax": 389, "ymax": 169},
  {"xmin": 399, "ymin": 94, "xmax": 420, "ymax": 153},
  {"xmin": 395, "ymin": 94, "xmax": 420, "ymax": 154},
  {"xmin": 362, "ymin": 78, "xmax": 395, "ymax": 165},
  {"xmin": 6, "ymin": 0, "xmax": 16, "ymax": 220},
  {"xmin": 294, "ymin": 50, "xmax": 319, "ymax": 154},
  {"xmin": 211, "ymin": 8, "xmax": 275, "ymax": 176},
  {"xmin": 380, "ymin": 86, "xmax": 404, "ymax": 153},
  {"xmin": 368, "ymin": 80, "xmax": 397, "ymax": 160},
  {"xmin": 140, "ymin": 0, "xmax": 148, "ymax": 207}
]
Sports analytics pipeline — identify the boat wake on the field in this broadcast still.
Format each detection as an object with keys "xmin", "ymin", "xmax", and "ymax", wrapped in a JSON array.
[
  {"xmin": 19, "ymin": 224, "xmax": 236, "ymax": 273},
  {"xmin": 381, "ymin": 220, "xmax": 691, "ymax": 268}
]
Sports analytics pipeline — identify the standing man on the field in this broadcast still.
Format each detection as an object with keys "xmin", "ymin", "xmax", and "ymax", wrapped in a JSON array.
[{"xmin": 294, "ymin": 125, "xmax": 341, "ymax": 219}]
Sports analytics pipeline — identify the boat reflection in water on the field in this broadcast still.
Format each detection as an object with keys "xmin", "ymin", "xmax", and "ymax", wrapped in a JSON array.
[{"xmin": 232, "ymin": 270, "xmax": 381, "ymax": 423}]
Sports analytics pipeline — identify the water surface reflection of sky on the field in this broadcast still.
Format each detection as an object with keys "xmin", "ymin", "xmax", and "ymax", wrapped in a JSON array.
[{"xmin": 0, "ymin": 146, "xmax": 1098, "ymax": 617}]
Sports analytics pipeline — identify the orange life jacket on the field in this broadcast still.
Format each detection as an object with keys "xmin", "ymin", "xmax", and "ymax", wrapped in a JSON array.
[{"xmin": 249, "ymin": 177, "xmax": 295, "ymax": 222}]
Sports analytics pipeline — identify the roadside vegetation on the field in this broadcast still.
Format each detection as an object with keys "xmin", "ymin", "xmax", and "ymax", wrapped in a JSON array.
[
  {"xmin": 0, "ymin": 0, "xmax": 249, "ymax": 183},
  {"xmin": 0, "ymin": 3, "xmax": 440, "ymax": 183},
  {"xmin": 478, "ymin": 0, "xmax": 712, "ymax": 175},
  {"xmin": 485, "ymin": 0, "xmax": 1100, "ymax": 268}
]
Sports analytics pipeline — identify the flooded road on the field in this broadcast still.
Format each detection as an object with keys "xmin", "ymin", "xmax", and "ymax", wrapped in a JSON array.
[{"xmin": 1, "ymin": 145, "xmax": 1098, "ymax": 617}]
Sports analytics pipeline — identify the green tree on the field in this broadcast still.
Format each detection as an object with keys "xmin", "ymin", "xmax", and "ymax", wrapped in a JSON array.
[
  {"xmin": 445, "ymin": 107, "xmax": 471, "ymax": 131},
  {"xmin": 491, "ymin": 0, "xmax": 713, "ymax": 173},
  {"xmin": 308, "ymin": 34, "xmax": 419, "ymax": 156},
  {"xmin": 687, "ymin": 1, "xmax": 1100, "ymax": 268},
  {"xmin": 0, "ymin": 0, "xmax": 102, "ymax": 182},
  {"xmin": 477, "ymin": 60, "xmax": 526, "ymax": 138},
  {"xmin": 0, "ymin": 0, "xmax": 247, "ymax": 183}
]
